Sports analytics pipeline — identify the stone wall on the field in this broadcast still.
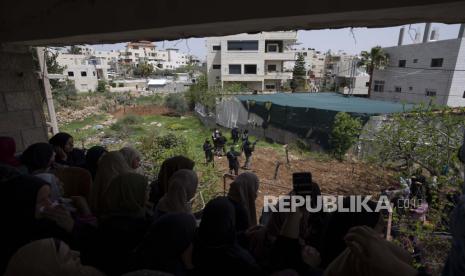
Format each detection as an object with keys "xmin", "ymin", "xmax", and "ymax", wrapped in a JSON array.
[{"xmin": 0, "ymin": 45, "xmax": 48, "ymax": 151}]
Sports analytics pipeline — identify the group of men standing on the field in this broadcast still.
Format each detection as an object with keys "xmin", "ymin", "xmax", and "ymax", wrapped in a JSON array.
[{"xmin": 203, "ymin": 127, "xmax": 256, "ymax": 175}]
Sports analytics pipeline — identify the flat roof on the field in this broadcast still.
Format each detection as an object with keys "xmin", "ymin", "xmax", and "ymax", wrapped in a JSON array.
[{"xmin": 237, "ymin": 92, "xmax": 414, "ymax": 114}]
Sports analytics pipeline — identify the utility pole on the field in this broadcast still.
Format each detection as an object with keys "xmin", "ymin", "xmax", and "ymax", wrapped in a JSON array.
[{"xmin": 36, "ymin": 47, "xmax": 59, "ymax": 135}]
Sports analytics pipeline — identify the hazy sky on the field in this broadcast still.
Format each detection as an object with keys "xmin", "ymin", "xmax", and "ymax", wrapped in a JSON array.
[{"xmin": 92, "ymin": 23, "xmax": 461, "ymax": 61}]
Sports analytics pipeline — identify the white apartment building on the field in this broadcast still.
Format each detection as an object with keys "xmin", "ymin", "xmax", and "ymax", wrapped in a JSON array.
[
  {"xmin": 207, "ymin": 31, "xmax": 297, "ymax": 92},
  {"xmin": 56, "ymin": 53, "xmax": 98, "ymax": 92},
  {"xmin": 371, "ymin": 24, "xmax": 465, "ymax": 107},
  {"xmin": 91, "ymin": 50, "xmax": 121, "ymax": 79},
  {"xmin": 121, "ymin": 41, "xmax": 157, "ymax": 64},
  {"xmin": 154, "ymin": 48, "xmax": 192, "ymax": 70}
]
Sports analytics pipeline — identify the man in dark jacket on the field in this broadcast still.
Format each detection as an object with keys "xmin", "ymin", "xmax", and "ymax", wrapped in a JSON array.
[
  {"xmin": 226, "ymin": 146, "xmax": 240, "ymax": 175},
  {"xmin": 203, "ymin": 139, "xmax": 214, "ymax": 165},
  {"xmin": 231, "ymin": 127, "xmax": 240, "ymax": 144},
  {"xmin": 242, "ymin": 140, "xmax": 256, "ymax": 170}
]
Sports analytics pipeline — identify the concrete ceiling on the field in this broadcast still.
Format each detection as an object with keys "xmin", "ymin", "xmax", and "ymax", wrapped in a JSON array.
[{"xmin": 1, "ymin": 0, "xmax": 465, "ymax": 45}]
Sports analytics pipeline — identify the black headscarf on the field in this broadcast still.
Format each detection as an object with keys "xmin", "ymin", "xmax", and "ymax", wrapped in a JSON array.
[
  {"xmin": 320, "ymin": 198, "xmax": 381, "ymax": 268},
  {"xmin": 49, "ymin": 132, "xmax": 72, "ymax": 149},
  {"xmin": 85, "ymin": 146, "xmax": 107, "ymax": 179},
  {"xmin": 0, "ymin": 175, "xmax": 68, "ymax": 274},
  {"xmin": 193, "ymin": 197, "xmax": 261, "ymax": 276},
  {"xmin": 149, "ymin": 156, "xmax": 195, "ymax": 207},
  {"xmin": 133, "ymin": 213, "xmax": 196, "ymax": 274},
  {"xmin": 20, "ymin": 143, "xmax": 54, "ymax": 173}
]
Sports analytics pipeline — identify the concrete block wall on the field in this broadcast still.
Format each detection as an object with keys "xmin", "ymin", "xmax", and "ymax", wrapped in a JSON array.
[{"xmin": 0, "ymin": 45, "xmax": 48, "ymax": 151}]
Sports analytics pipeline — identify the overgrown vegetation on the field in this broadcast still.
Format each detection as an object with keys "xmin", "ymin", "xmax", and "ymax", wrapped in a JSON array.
[
  {"xmin": 330, "ymin": 112, "xmax": 362, "ymax": 160},
  {"xmin": 291, "ymin": 52, "xmax": 307, "ymax": 92},
  {"xmin": 164, "ymin": 93, "xmax": 189, "ymax": 114}
]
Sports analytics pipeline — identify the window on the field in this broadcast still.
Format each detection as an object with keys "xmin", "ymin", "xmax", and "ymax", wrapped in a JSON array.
[
  {"xmin": 425, "ymin": 89, "xmax": 437, "ymax": 97},
  {"xmin": 431, "ymin": 58, "xmax": 443, "ymax": 67},
  {"xmin": 212, "ymin": 64, "xmax": 221, "ymax": 69},
  {"xmin": 81, "ymin": 71, "xmax": 87, "ymax": 77},
  {"xmin": 463, "ymin": 91, "xmax": 465, "ymax": 98},
  {"xmin": 67, "ymin": 71, "xmax": 74, "ymax": 77},
  {"xmin": 409, "ymin": 86, "xmax": 413, "ymax": 91},
  {"xmin": 267, "ymin": 64, "xmax": 277, "ymax": 72},
  {"xmin": 413, "ymin": 59, "xmax": 418, "ymax": 63},
  {"xmin": 265, "ymin": 84, "xmax": 276, "ymax": 90},
  {"xmin": 132, "ymin": 46, "xmax": 139, "ymax": 50},
  {"xmin": 365, "ymin": 82, "xmax": 370, "ymax": 87},
  {"xmin": 229, "ymin": 64, "xmax": 241, "ymax": 74},
  {"xmin": 244, "ymin": 64, "xmax": 257, "ymax": 74},
  {"xmin": 373, "ymin": 80, "xmax": 385, "ymax": 92},
  {"xmin": 395, "ymin": 86, "xmax": 402, "ymax": 93},
  {"xmin": 212, "ymin": 45, "xmax": 221, "ymax": 51},
  {"xmin": 135, "ymin": 53, "xmax": 139, "ymax": 57},
  {"xmin": 93, "ymin": 71, "xmax": 96, "ymax": 76},
  {"xmin": 227, "ymin": 40, "xmax": 259, "ymax": 51},
  {"xmin": 398, "ymin": 60, "xmax": 406, "ymax": 67},
  {"xmin": 302, "ymin": 52, "xmax": 307, "ymax": 56},
  {"xmin": 267, "ymin": 44, "xmax": 279, "ymax": 52}
]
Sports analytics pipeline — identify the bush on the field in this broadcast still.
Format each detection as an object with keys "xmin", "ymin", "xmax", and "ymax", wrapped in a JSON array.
[
  {"xmin": 109, "ymin": 114, "xmax": 143, "ymax": 137},
  {"xmin": 330, "ymin": 112, "xmax": 362, "ymax": 161},
  {"xmin": 97, "ymin": 80, "xmax": 107, "ymax": 92},
  {"xmin": 164, "ymin": 93, "xmax": 188, "ymax": 114}
]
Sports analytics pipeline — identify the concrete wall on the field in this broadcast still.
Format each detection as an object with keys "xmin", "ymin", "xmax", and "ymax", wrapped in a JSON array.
[
  {"xmin": 448, "ymin": 38, "xmax": 465, "ymax": 106},
  {"xmin": 0, "ymin": 45, "xmax": 48, "ymax": 151},
  {"xmin": 371, "ymin": 38, "xmax": 463, "ymax": 106}
]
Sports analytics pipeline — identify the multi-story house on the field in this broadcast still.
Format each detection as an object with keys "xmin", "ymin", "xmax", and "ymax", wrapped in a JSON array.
[
  {"xmin": 121, "ymin": 41, "xmax": 157, "ymax": 64},
  {"xmin": 371, "ymin": 23, "xmax": 465, "ymax": 107},
  {"xmin": 207, "ymin": 31, "xmax": 297, "ymax": 92},
  {"xmin": 56, "ymin": 53, "xmax": 98, "ymax": 92}
]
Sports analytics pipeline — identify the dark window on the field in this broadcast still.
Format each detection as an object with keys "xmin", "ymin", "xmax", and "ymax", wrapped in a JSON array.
[
  {"xmin": 213, "ymin": 45, "xmax": 221, "ymax": 51},
  {"xmin": 463, "ymin": 91, "xmax": 465, "ymax": 98},
  {"xmin": 413, "ymin": 59, "xmax": 418, "ymax": 63},
  {"xmin": 93, "ymin": 71, "xmax": 96, "ymax": 76},
  {"xmin": 395, "ymin": 86, "xmax": 402, "ymax": 93},
  {"xmin": 431, "ymin": 58, "xmax": 443, "ymax": 67},
  {"xmin": 265, "ymin": 84, "xmax": 276, "ymax": 89},
  {"xmin": 267, "ymin": 44, "xmax": 278, "ymax": 52},
  {"xmin": 212, "ymin": 64, "xmax": 221, "ymax": 69},
  {"xmin": 67, "ymin": 71, "xmax": 74, "ymax": 77},
  {"xmin": 373, "ymin": 80, "xmax": 385, "ymax": 92},
  {"xmin": 244, "ymin": 64, "xmax": 257, "ymax": 74},
  {"xmin": 229, "ymin": 64, "xmax": 241, "ymax": 74},
  {"xmin": 425, "ymin": 89, "xmax": 437, "ymax": 97},
  {"xmin": 365, "ymin": 82, "xmax": 370, "ymax": 87},
  {"xmin": 81, "ymin": 71, "xmax": 87, "ymax": 77},
  {"xmin": 267, "ymin": 64, "xmax": 277, "ymax": 72},
  {"xmin": 227, "ymin": 40, "xmax": 259, "ymax": 51},
  {"xmin": 132, "ymin": 46, "xmax": 139, "ymax": 50},
  {"xmin": 398, "ymin": 60, "xmax": 406, "ymax": 67},
  {"xmin": 409, "ymin": 86, "xmax": 413, "ymax": 91},
  {"xmin": 303, "ymin": 52, "xmax": 308, "ymax": 56}
]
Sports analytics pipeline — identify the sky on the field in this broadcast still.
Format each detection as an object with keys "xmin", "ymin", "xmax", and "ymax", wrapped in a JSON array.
[{"xmin": 92, "ymin": 23, "xmax": 461, "ymax": 61}]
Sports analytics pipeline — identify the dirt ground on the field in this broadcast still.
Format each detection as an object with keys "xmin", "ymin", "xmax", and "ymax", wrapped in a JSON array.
[
  {"xmin": 214, "ymin": 147, "xmax": 396, "ymax": 212},
  {"xmin": 112, "ymin": 105, "xmax": 173, "ymax": 118}
]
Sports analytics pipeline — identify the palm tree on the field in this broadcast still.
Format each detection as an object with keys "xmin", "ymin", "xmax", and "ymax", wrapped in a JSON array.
[{"xmin": 358, "ymin": 46, "xmax": 389, "ymax": 97}]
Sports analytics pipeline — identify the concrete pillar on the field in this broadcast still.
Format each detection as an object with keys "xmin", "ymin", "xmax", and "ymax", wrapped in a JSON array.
[
  {"xmin": 423, "ymin": 23, "xmax": 432, "ymax": 43},
  {"xmin": 0, "ymin": 44, "xmax": 48, "ymax": 151},
  {"xmin": 398, "ymin": 27, "xmax": 405, "ymax": 46},
  {"xmin": 459, "ymin": 23, "xmax": 465, "ymax": 38}
]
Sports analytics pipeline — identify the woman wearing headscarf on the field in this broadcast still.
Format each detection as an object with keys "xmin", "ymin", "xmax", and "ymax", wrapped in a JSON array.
[
  {"xmin": 154, "ymin": 169, "xmax": 198, "ymax": 219},
  {"xmin": 4, "ymin": 238, "xmax": 104, "ymax": 276},
  {"xmin": 20, "ymin": 142, "xmax": 55, "ymax": 174},
  {"xmin": 119, "ymin": 146, "xmax": 142, "ymax": 170},
  {"xmin": 89, "ymin": 151, "xmax": 131, "ymax": 216},
  {"xmin": 0, "ymin": 136, "xmax": 20, "ymax": 167},
  {"xmin": 85, "ymin": 146, "xmax": 107, "ymax": 180},
  {"xmin": 132, "ymin": 213, "xmax": 197, "ymax": 275},
  {"xmin": 193, "ymin": 197, "xmax": 262, "ymax": 276},
  {"xmin": 49, "ymin": 132, "xmax": 85, "ymax": 167},
  {"xmin": 228, "ymin": 172, "xmax": 260, "ymax": 232},
  {"xmin": 0, "ymin": 175, "xmax": 75, "ymax": 273},
  {"xmin": 149, "ymin": 156, "xmax": 195, "ymax": 208},
  {"xmin": 89, "ymin": 172, "xmax": 151, "ymax": 276}
]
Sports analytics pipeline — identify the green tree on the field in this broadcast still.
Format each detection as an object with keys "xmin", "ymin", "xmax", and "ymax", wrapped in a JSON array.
[
  {"xmin": 45, "ymin": 50, "xmax": 65, "ymax": 89},
  {"xmin": 291, "ymin": 52, "xmax": 307, "ymax": 92},
  {"xmin": 68, "ymin": 45, "xmax": 83, "ymax": 55},
  {"xmin": 330, "ymin": 112, "xmax": 362, "ymax": 160},
  {"xmin": 97, "ymin": 80, "xmax": 107, "ymax": 92},
  {"xmin": 370, "ymin": 105, "xmax": 464, "ymax": 176},
  {"xmin": 133, "ymin": 62, "xmax": 154, "ymax": 78},
  {"xmin": 358, "ymin": 46, "xmax": 389, "ymax": 97}
]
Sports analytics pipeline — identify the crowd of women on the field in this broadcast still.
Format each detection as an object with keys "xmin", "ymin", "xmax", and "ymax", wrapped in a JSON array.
[{"xmin": 0, "ymin": 133, "xmax": 464, "ymax": 276}]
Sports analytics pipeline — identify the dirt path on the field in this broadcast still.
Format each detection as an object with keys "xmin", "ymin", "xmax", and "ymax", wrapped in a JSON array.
[{"xmin": 213, "ymin": 147, "xmax": 395, "ymax": 212}]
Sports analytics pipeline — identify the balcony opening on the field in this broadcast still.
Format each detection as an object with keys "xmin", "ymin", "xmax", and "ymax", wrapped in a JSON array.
[
  {"xmin": 265, "ymin": 40, "xmax": 283, "ymax": 52},
  {"xmin": 227, "ymin": 40, "xmax": 258, "ymax": 51}
]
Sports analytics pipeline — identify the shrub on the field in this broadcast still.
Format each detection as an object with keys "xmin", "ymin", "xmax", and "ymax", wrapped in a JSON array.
[
  {"xmin": 330, "ymin": 112, "xmax": 362, "ymax": 161},
  {"xmin": 97, "ymin": 80, "xmax": 107, "ymax": 92},
  {"xmin": 164, "ymin": 93, "xmax": 188, "ymax": 114}
]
